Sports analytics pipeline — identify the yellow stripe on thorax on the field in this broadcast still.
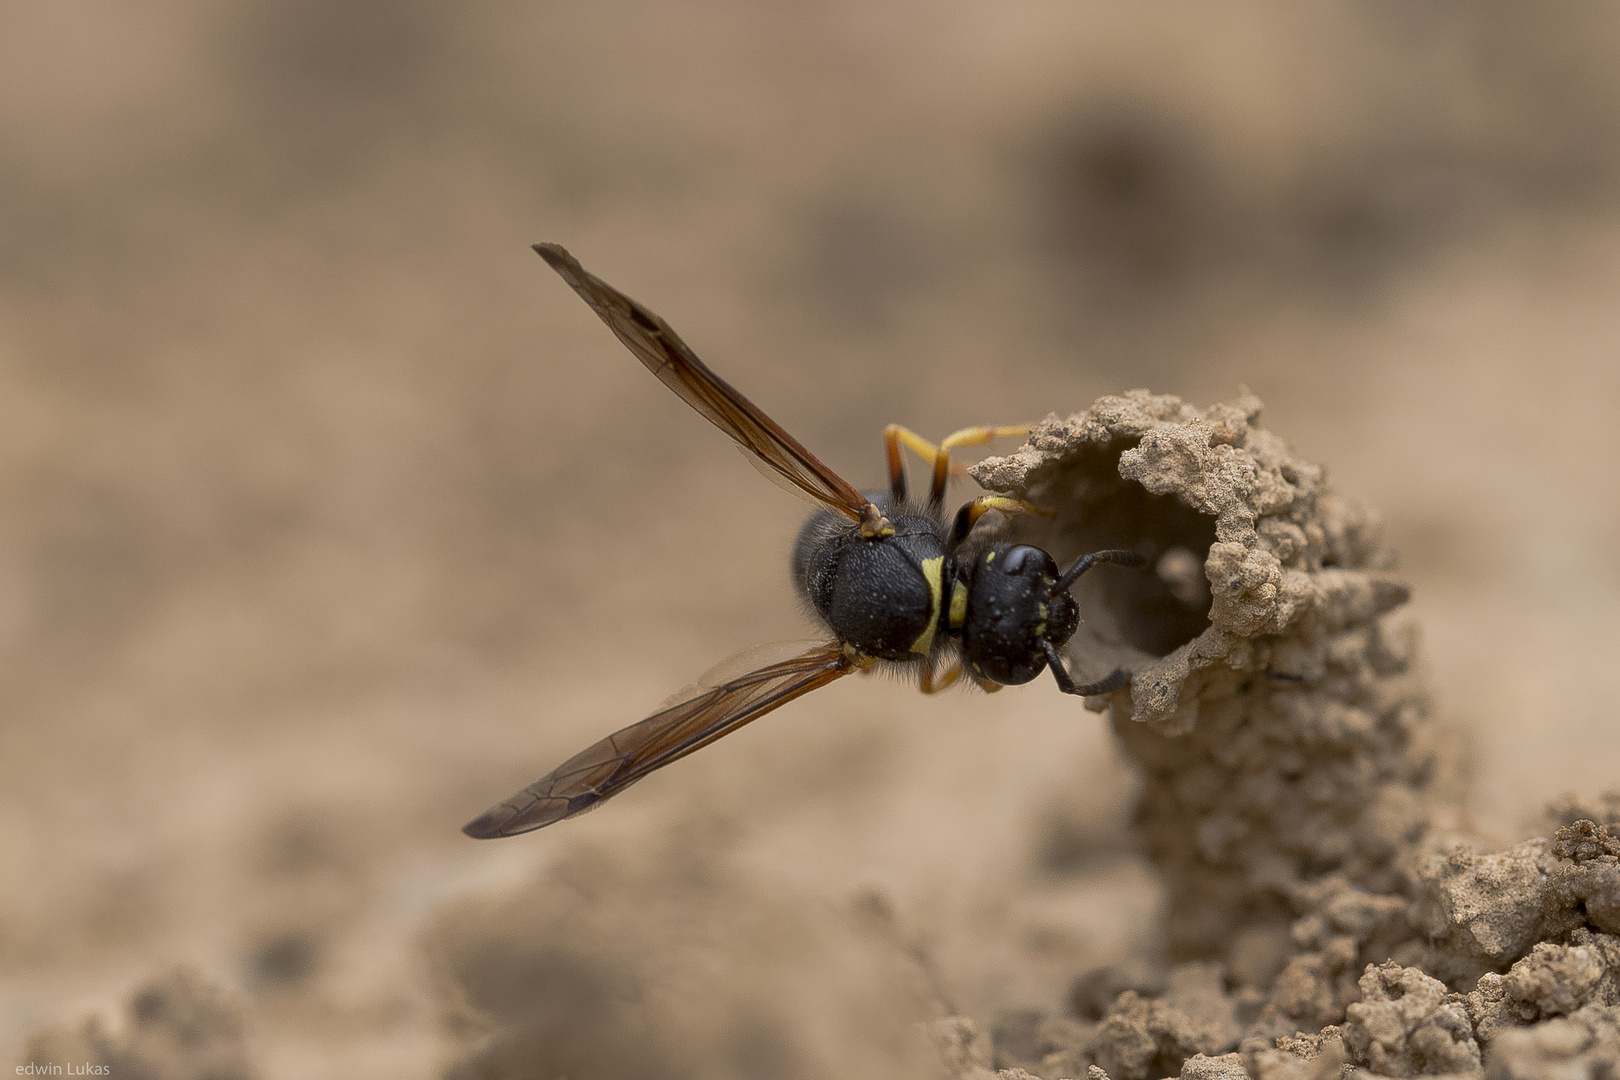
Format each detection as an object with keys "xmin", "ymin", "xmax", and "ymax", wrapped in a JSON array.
[
  {"xmin": 948, "ymin": 580, "xmax": 968, "ymax": 630},
  {"xmin": 908, "ymin": 555, "xmax": 946, "ymax": 654}
]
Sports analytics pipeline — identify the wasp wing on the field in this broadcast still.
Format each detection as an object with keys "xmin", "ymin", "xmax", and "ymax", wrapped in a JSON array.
[
  {"xmin": 463, "ymin": 641, "xmax": 854, "ymax": 838},
  {"xmin": 534, "ymin": 242, "xmax": 872, "ymax": 523}
]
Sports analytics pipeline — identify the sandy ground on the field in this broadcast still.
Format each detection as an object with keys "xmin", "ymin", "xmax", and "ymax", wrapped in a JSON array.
[{"xmin": 3, "ymin": 3, "xmax": 1619, "ymax": 1077}]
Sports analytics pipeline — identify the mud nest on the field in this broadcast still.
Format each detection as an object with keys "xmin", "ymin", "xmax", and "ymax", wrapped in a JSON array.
[{"xmin": 933, "ymin": 389, "xmax": 1620, "ymax": 1080}]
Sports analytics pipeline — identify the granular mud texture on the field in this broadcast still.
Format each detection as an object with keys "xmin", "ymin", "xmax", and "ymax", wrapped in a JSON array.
[{"xmin": 954, "ymin": 391, "xmax": 1620, "ymax": 1080}]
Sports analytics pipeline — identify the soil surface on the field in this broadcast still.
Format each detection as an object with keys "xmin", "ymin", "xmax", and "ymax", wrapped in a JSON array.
[{"xmin": 5, "ymin": 4, "xmax": 1620, "ymax": 1078}]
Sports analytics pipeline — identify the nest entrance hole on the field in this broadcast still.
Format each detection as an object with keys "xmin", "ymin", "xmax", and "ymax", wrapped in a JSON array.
[{"xmin": 1015, "ymin": 442, "xmax": 1217, "ymax": 658}]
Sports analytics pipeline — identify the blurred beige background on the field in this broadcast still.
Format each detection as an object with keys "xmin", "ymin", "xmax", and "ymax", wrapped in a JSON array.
[{"xmin": 3, "ymin": 2, "xmax": 1619, "ymax": 1076}]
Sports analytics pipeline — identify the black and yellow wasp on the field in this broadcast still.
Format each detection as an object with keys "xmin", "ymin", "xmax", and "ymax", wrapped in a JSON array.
[{"xmin": 463, "ymin": 244, "xmax": 1143, "ymax": 838}]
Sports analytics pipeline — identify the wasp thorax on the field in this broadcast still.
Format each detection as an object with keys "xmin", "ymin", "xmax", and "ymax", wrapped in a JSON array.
[
  {"xmin": 959, "ymin": 544, "xmax": 1079, "ymax": 685},
  {"xmin": 794, "ymin": 509, "xmax": 953, "ymax": 663}
]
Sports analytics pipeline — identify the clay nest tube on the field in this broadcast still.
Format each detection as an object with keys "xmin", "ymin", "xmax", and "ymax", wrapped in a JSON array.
[
  {"xmin": 969, "ymin": 389, "xmax": 1408, "ymax": 735},
  {"xmin": 935, "ymin": 390, "xmax": 1620, "ymax": 1080}
]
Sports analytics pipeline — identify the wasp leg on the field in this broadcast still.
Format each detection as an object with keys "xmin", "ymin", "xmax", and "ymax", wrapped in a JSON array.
[
  {"xmin": 882, "ymin": 424, "xmax": 1027, "ymax": 509},
  {"xmin": 971, "ymin": 675, "xmax": 1004, "ymax": 694},
  {"xmin": 1054, "ymin": 549, "xmax": 1149, "ymax": 593},
  {"xmin": 947, "ymin": 495, "xmax": 1051, "ymax": 549},
  {"xmin": 918, "ymin": 661, "xmax": 963, "ymax": 695},
  {"xmin": 1041, "ymin": 640, "xmax": 1128, "ymax": 697},
  {"xmin": 928, "ymin": 426, "xmax": 1029, "ymax": 510},
  {"xmin": 883, "ymin": 425, "xmax": 959, "ymax": 505}
]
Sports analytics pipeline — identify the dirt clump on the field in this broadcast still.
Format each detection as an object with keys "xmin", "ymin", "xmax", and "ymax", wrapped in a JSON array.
[{"xmin": 955, "ymin": 391, "xmax": 1620, "ymax": 1080}]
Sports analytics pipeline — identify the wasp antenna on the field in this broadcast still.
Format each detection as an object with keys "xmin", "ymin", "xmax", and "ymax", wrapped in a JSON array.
[
  {"xmin": 1041, "ymin": 639, "xmax": 1130, "ymax": 696},
  {"xmin": 1053, "ymin": 549, "xmax": 1148, "ymax": 594}
]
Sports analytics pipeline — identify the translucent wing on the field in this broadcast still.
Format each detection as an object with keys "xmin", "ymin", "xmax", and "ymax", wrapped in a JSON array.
[
  {"xmin": 534, "ymin": 242, "xmax": 873, "ymax": 523},
  {"xmin": 462, "ymin": 641, "xmax": 854, "ymax": 838}
]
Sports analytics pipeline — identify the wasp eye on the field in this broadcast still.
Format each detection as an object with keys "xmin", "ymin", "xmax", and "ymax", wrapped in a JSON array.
[{"xmin": 999, "ymin": 547, "xmax": 1037, "ymax": 576}]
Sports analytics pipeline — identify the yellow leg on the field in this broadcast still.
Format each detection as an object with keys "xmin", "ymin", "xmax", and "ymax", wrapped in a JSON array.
[
  {"xmin": 948, "ymin": 493, "xmax": 1052, "ymax": 547},
  {"xmin": 883, "ymin": 424, "xmax": 1031, "ymax": 506},
  {"xmin": 971, "ymin": 676, "xmax": 1003, "ymax": 694},
  {"xmin": 918, "ymin": 662, "xmax": 963, "ymax": 695},
  {"xmin": 884, "ymin": 424, "xmax": 967, "ymax": 503},
  {"xmin": 930, "ymin": 426, "xmax": 1030, "ymax": 506}
]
